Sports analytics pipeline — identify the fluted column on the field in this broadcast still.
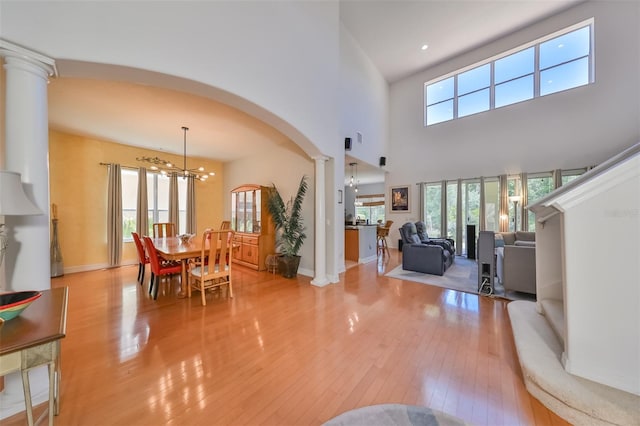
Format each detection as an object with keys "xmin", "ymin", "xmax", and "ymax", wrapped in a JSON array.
[
  {"xmin": 311, "ymin": 155, "xmax": 329, "ymax": 287},
  {"xmin": 1, "ymin": 40, "xmax": 57, "ymax": 291}
]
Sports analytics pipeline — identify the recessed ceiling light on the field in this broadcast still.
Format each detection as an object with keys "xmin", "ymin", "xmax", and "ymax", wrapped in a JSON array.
[{"xmin": 421, "ymin": 44, "xmax": 429, "ymax": 51}]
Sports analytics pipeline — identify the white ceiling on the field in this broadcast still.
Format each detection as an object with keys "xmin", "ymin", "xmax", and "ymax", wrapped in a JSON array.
[
  {"xmin": 339, "ymin": 0, "xmax": 582, "ymax": 83},
  {"xmin": 45, "ymin": 0, "xmax": 582, "ymax": 184}
]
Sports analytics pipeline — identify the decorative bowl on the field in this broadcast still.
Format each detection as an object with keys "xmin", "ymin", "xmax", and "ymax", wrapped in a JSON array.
[
  {"xmin": 178, "ymin": 234, "xmax": 194, "ymax": 244},
  {"xmin": 0, "ymin": 291, "xmax": 42, "ymax": 322}
]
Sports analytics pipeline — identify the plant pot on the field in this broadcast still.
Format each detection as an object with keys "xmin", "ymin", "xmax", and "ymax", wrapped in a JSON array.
[{"xmin": 278, "ymin": 255, "xmax": 301, "ymax": 278}]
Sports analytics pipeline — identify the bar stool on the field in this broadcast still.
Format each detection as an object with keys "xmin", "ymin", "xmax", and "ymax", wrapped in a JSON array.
[{"xmin": 376, "ymin": 220, "xmax": 393, "ymax": 257}]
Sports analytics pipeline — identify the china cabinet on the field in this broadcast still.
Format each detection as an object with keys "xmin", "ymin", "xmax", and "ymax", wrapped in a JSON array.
[{"xmin": 230, "ymin": 184, "xmax": 274, "ymax": 270}]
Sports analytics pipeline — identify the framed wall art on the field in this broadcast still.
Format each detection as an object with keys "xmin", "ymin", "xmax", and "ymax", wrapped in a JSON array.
[{"xmin": 390, "ymin": 185, "xmax": 410, "ymax": 212}]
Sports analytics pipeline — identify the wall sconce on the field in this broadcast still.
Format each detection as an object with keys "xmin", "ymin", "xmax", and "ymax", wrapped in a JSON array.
[{"xmin": 0, "ymin": 171, "xmax": 43, "ymax": 268}]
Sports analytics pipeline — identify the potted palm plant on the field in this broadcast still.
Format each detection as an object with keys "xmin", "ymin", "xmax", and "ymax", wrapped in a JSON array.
[{"xmin": 267, "ymin": 175, "xmax": 308, "ymax": 278}]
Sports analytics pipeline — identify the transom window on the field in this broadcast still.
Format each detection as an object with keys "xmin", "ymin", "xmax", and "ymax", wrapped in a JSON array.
[{"xmin": 425, "ymin": 19, "xmax": 594, "ymax": 126}]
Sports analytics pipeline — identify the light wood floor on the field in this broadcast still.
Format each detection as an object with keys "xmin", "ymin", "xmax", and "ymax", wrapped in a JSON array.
[{"xmin": 4, "ymin": 250, "xmax": 570, "ymax": 425}]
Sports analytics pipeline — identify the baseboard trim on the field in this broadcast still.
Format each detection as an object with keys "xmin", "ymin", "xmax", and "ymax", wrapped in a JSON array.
[{"xmin": 62, "ymin": 260, "xmax": 137, "ymax": 275}]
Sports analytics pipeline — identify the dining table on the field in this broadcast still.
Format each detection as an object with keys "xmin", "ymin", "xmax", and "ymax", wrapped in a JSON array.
[
  {"xmin": 150, "ymin": 236, "xmax": 203, "ymax": 296},
  {"xmin": 150, "ymin": 235, "xmax": 238, "ymax": 297}
]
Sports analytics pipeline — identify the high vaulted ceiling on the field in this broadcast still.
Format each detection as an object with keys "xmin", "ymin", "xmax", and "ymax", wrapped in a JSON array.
[{"xmin": 45, "ymin": 1, "xmax": 583, "ymax": 184}]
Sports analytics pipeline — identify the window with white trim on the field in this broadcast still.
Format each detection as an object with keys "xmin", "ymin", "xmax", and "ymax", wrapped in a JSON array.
[
  {"xmin": 425, "ymin": 19, "xmax": 594, "ymax": 126},
  {"xmin": 121, "ymin": 169, "xmax": 188, "ymax": 241}
]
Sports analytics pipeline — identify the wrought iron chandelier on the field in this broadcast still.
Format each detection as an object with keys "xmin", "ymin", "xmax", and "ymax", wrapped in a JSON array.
[{"xmin": 136, "ymin": 126, "xmax": 215, "ymax": 181}]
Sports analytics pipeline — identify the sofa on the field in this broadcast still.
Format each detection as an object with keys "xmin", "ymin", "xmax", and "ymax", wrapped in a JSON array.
[
  {"xmin": 399, "ymin": 222, "xmax": 454, "ymax": 276},
  {"xmin": 495, "ymin": 231, "xmax": 536, "ymax": 295}
]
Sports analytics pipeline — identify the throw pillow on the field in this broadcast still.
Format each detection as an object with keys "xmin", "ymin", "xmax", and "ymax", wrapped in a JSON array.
[{"xmin": 495, "ymin": 234, "xmax": 505, "ymax": 248}]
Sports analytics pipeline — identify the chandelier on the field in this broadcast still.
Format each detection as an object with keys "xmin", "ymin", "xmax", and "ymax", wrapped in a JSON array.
[
  {"xmin": 136, "ymin": 126, "xmax": 215, "ymax": 181},
  {"xmin": 349, "ymin": 162, "xmax": 359, "ymax": 193}
]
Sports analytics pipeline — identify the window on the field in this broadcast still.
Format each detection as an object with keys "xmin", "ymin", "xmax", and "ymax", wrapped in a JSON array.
[
  {"xmin": 562, "ymin": 168, "xmax": 587, "ymax": 185},
  {"xmin": 482, "ymin": 178, "xmax": 500, "ymax": 231},
  {"xmin": 526, "ymin": 173, "xmax": 554, "ymax": 230},
  {"xmin": 495, "ymin": 47, "xmax": 534, "ymax": 108},
  {"xmin": 122, "ymin": 169, "xmax": 139, "ymax": 241},
  {"xmin": 121, "ymin": 169, "xmax": 188, "ymax": 240},
  {"xmin": 425, "ymin": 19, "xmax": 593, "ymax": 126},
  {"xmin": 426, "ymin": 77, "xmax": 454, "ymax": 125},
  {"xmin": 458, "ymin": 64, "xmax": 490, "ymax": 117},
  {"xmin": 355, "ymin": 194, "xmax": 385, "ymax": 224},
  {"xmin": 540, "ymin": 26, "xmax": 591, "ymax": 96},
  {"xmin": 424, "ymin": 184, "xmax": 442, "ymax": 236}
]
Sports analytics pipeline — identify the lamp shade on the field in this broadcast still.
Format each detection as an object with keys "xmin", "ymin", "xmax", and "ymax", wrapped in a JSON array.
[{"xmin": 0, "ymin": 171, "xmax": 43, "ymax": 216}]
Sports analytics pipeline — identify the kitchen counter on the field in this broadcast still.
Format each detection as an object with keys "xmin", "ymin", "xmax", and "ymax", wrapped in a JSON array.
[{"xmin": 345, "ymin": 225, "xmax": 377, "ymax": 263}]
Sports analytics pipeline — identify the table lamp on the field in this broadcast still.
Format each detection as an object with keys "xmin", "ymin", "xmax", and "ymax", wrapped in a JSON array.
[{"xmin": 0, "ymin": 171, "xmax": 43, "ymax": 269}]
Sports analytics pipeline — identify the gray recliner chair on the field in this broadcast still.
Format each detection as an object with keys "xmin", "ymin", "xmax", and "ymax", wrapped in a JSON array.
[
  {"xmin": 399, "ymin": 222, "xmax": 453, "ymax": 276},
  {"xmin": 414, "ymin": 221, "xmax": 455, "ymax": 257}
]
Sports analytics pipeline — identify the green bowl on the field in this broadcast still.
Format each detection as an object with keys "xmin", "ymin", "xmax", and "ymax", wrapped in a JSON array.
[{"xmin": 0, "ymin": 291, "xmax": 42, "ymax": 322}]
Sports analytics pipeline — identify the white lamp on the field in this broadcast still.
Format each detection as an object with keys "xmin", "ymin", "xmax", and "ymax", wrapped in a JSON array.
[{"xmin": 0, "ymin": 171, "xmax": 43, "ymax": 268}]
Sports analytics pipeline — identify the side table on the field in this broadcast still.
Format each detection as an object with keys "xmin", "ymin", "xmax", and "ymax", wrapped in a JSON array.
[{"xmin": 0, "ymin": 287, "xmax": 68, "ymax": 426}]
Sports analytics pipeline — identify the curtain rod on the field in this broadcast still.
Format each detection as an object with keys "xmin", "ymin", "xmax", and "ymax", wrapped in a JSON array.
[{"xmin": 99, "ymin": 162, "xmax": 140, "ymax": 171}]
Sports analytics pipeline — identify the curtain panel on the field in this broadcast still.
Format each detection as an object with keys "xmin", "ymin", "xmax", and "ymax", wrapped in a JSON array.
[
  {"xmin": 136, "ymin": 167, "xmax": 149, "ymax": 236},
  {"xmin": 499, "ymin": 174, "xmax": 508, "ymax": 232},
  {"xmin": 107, "ymin": 163, "xmax": 122, "ymax": 267},
  {"xmin": 519, "ymin": 172, "xmax": 528, "ymax": 231},
  {"xmin": 186, "ymin": 176, "xmax": 196, "ymax": 234},
  {"xmin": 169, "ymin": 174, "xmax": 179, "ymax": 232},
  {"xmin": 455, "ymin": 179, "xmax": 463, "ymax": 255}
]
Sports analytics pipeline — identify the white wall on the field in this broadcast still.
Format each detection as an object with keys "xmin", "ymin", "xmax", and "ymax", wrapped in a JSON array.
[
  {"xmin": 224, "ymin": 146, "xmax": 315, "ymax": 276},
  {"xmin": 2, "ymin": 1, "xmax": 389, "ymax": 281},
  {"xmin": 388, "ymin": 1, "xmax": 640, "ymax": 223},
  {"xmin": 561, "ymin": 155, "xmax": 640, "ymax": 395},
  {"xmin": 0, "ymin": 1, "xmax": 341, "ymax": 156},
  {"xmin": 340, "ymin": 24, "xmax": 389, "ymax": 170}
]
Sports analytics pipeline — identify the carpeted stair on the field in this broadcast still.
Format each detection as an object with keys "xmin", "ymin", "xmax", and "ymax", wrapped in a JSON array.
[{"xmin": 508, "ymin": 300, "xmax": 640, "ymax": 425}]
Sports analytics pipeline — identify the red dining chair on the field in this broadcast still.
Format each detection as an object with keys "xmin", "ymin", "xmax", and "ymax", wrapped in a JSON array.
[
  {"xmin": 143, "ymin": 236, "xmax": 182, "ymax": 300},
  {"xmin": 131, "ymin": 232, "xmax": 149, "ymax": 285}
]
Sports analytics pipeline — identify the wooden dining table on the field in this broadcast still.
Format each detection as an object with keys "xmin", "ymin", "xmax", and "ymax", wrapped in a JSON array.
[
  {"xmin": 150, "ymin": 235, "xmax": 238, "ymax": 296},
  {"xmin": 150, "ymin": 236, "xmax": 203, "ymax": 296}
]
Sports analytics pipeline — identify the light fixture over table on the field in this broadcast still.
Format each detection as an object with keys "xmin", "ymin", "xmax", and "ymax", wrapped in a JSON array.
[{"xmin": 136, "ymin": 126, "xmax": 215, "ymax": 181}]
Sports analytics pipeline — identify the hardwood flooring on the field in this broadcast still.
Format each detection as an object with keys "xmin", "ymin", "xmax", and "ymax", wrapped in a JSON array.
[{"xmin": 3, "ymin": 251, "xmax": 570, "ymax": 425}]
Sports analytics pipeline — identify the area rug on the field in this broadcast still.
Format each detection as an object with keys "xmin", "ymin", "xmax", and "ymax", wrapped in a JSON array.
[
  {"xmin": 385, "ymin": 256, "xmax": 531, "ymax": 301},
  {"xmin": 323, "ymin": 404, "xmax": 467, "ymax": 426}
]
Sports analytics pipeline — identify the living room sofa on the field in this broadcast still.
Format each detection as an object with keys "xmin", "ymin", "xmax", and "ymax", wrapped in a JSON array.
[{"xmin": 495, "ymin": 231, "xmax": 536, "ymax": 295}]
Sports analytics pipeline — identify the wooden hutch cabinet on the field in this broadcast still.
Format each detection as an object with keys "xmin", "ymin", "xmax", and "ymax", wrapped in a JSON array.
[{"xmin": 230, "ymin": 184, "xmax": 274, "ymax": 271}]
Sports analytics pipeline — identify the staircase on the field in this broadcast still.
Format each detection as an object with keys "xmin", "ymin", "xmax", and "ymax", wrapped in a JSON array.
[{"xmin": 508, "ymin": 142, "xmax": 640, "ymax": 425}]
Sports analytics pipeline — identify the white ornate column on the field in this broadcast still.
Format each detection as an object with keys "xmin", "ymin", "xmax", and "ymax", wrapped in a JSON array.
[
  {"xmin": 311, "ymin": 155, "xmax": 330, "ymax": 287},
  {"xmin": 1, "ymin": 40, "xmax": 57, "ymax": 291}
]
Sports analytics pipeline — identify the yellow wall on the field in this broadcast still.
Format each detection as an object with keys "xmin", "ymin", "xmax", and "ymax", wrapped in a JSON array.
[{"xmin": 49, "ymin": 129, "xmax": 225, "ymax": 271}]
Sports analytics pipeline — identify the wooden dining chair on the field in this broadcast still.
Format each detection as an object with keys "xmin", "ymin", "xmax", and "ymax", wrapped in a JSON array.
[
  {"xmin": 131, "ymin": 232, "xmax": 149, "ymax": 285},
  {"xmin": 188, "ymin": 230, "xmax": 235, "ymax": 306},
  {"xmin": 152, "ymin": 222, "xmax": 176, "ymax": 238},
  {"xmin": 143, "ymin": 236, "xmax": 182, "ymax": 300},
  {"xmin": 219, "ymin": 220, "xmax": 231, "ymax": 230},
  {"xmin": 377, "ymin": 220, "xmax": 393, "ymax": 257}
]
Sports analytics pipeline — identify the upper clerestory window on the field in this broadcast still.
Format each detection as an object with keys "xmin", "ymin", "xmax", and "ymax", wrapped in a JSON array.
[{"xmin": 425, "ymin": 19, "xmax": 594, "ymax": 126}]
